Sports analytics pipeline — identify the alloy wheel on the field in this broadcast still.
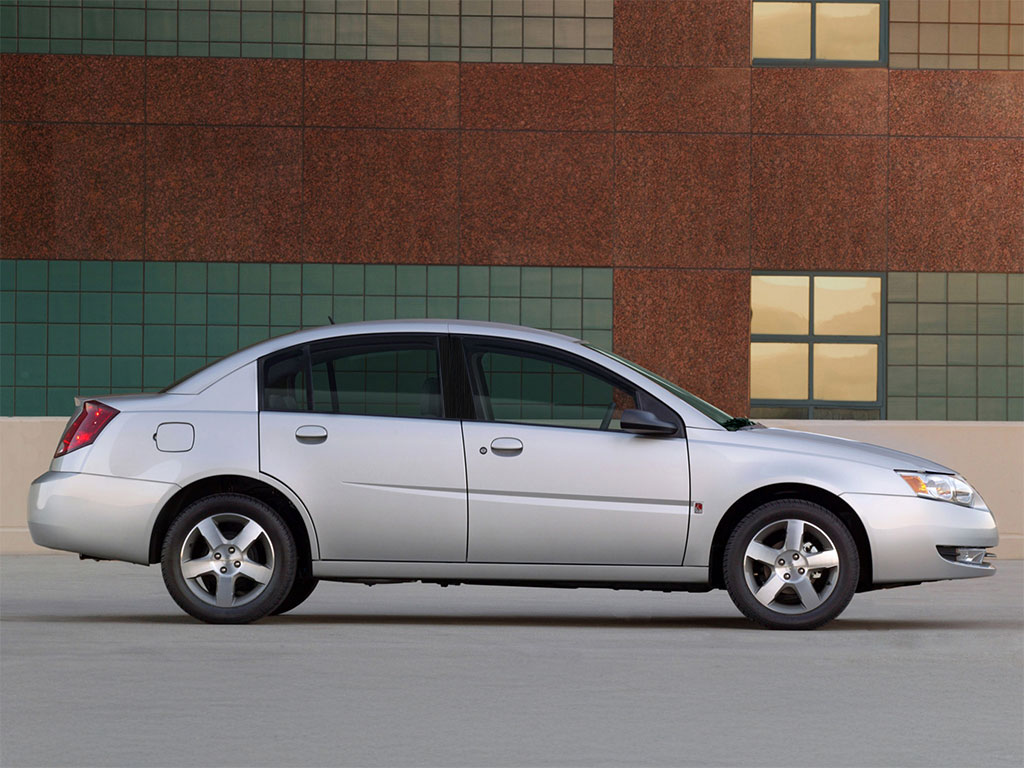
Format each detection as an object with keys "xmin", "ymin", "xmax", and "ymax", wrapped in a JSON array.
[
  {"xmin": 178, "ymin": 513, "xmax": 276, "ymax": 609},
  {"xmin": 742, "ymin": 518, "xmax": 841, "ymax": 615}
]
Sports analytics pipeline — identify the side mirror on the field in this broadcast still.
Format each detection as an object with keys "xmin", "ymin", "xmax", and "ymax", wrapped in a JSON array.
[{"xmin": 620, "ymin": 409, "xmax": 679, "ymax": 437}]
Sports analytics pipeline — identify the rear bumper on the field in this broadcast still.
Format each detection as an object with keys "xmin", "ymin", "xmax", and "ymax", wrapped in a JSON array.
[
  {"xmin": 843, "ymin": 492, "xmax": 999, "ymax": 584},
  {"xmin": 28, "ymin": 471, "xmax": 179, "ymax": 565}
]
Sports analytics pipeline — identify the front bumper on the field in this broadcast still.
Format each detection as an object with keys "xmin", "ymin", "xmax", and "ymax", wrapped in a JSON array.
[
  {"xmin": 28, "ymin": 471, "xmax": 179, "ymax": 565},
  {"xmin": 843, "ymin": 492, "xmax": 999, "ymax": 584}
]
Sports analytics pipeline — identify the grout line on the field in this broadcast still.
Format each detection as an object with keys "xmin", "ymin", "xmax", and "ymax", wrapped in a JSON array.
[{"xmin": 3, "ymin": 118, "xmax": 1022, "ymax": 142}]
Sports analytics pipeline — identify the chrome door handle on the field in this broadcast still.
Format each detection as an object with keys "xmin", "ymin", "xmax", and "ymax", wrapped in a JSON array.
[
  {"xmin": 295, "ymin": 425, "xmax": 328, "ymax": 443},
  {"xmin": 490, "ymin": 437, "xmax": 523, "ymax": 455}
]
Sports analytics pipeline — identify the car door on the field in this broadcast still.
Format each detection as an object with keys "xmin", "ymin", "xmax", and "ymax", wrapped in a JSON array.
[
  {"xmin": 458, "ymin": 337, "xmax": 691, "ymax": 566},
  {"xmin": 258, "ymin": 334, "xmax": 467, "ymax": 562}
]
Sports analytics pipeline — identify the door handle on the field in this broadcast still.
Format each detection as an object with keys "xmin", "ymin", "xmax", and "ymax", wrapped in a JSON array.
[
  {"xmin": 295, "ymin": 425, "xmax": 328, "ymax": 443},
  {"xmin": 489, "ymin": 437, "xmax": 523, "ymax": 455}
]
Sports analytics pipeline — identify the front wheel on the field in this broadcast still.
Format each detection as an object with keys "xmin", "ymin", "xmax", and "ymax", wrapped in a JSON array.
[
  {"xmin": 161, "ymin": 494, "xmax": 297, "ymax": 624},
  {"xmin": 723, "ymin": 499, "xmax": 859, "ymax": 630}
]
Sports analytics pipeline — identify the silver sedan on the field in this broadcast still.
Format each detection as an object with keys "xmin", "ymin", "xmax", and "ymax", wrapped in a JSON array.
[{"xmin": 28, "ymin": 320, "xmax": 998, "ymax": 629}]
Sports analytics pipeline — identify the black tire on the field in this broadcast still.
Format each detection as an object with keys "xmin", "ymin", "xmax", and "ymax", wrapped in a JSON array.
[
  {"xmin": 271, "ymin": 576, "xmax": 319, "ymax": 616},
  {"xmin": 723, "ymin": 499, "xmax": 859, "ymax": 630},
  {"xmin": 161, "ymin": 493, "xmax": 297, "ymax": 624}
]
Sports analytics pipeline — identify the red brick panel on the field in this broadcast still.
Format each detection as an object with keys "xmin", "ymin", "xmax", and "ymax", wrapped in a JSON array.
[
  {"xmin": 615, "ymin": 134, "xmax": 750, "ymax": 268},
  {"xmin": 889, "ymin": 70, "xmax": 1024, "ymax": 138},
  {"xmin": 1, "ymin": 123, "xmax": 144, "ymax": 259},
  {"xmin": 614, "ymin": 268, "xmax": 750, "ymax": 416},
  {"xmin": 752, "ymin": 68, "xmax": 888, "ymax": 135},
  {"xmin": 460, "ymin": 131, "xmax": 614, "ymax": 265},
  {"xmin": 614, "ymin": 0, "xmax": 750, "ymax": 67},
  {"xmin": 146, "ymin": 126, "xmax": 302, "ymax": 261},
  {"xmin": 0, "ymin": 54, "xmax": 143, "ymax": 123},
  {"xmin": 889, "ymin": 138, "xmax": 1024, "ymax": 272},
  {"xmin": 616, "ymin": 67, "xmax": 750, "ymax": 133},
  {"xmin": 304, "ymin": 61, "xmax": 458, "ymax": 130},
  {"xmin": 461, "ymin": 63, "xmax": 614, "ymax": 132},
  {"xmin": 146, "ymin": 58, "xmax": 302, "ymax": 126},
  {"xmin": 752, "ymin": 136, "xmax": 887, "ymax": 271},
  {"xmin": 304, "ymin": 128, "xmax": 458, "ymax": 263}
]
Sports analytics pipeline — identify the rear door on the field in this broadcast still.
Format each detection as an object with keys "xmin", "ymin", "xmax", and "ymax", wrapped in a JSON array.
[{"xmin": 258, "ymin": 334, "xmax": 467, "ymax": 562}]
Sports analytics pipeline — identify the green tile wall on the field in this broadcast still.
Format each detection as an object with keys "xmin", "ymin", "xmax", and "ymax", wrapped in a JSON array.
[
  {"xmin": 0, "ymin": 259, "xmax": 613, "ymax": 416},
  {"xmin": 0, "ymin": 0, "xmax": 614, "ymax": 64},
  {"xmin": 887, "ymin": 272, "xmax": 1023, "ymax": 421}
]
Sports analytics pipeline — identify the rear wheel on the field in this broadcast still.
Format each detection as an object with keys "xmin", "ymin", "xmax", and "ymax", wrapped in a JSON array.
[
  {"xmin": 161, "ymin": 494, "xmax": 297, "ymax": 624},
  {"xmin": 723, "ymin": 499, "xmax": 859, "ymax": 630},
  {"xmin": 271, "ymin": 576, "xmax": 319, "ymax": 616}
]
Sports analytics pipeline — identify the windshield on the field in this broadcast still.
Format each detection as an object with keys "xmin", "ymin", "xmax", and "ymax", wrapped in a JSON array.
[{"xmin": 585, "ymin": 344, "xmax": 755, "ymax": 430}]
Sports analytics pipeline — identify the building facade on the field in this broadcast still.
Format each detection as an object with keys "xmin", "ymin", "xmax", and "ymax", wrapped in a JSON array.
[{"xmin": 1, "ymin": 0, "xmax": 1022, "ymax": 423}]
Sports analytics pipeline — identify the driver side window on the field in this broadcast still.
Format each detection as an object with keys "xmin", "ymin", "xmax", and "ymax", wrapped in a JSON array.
[{"xmin": 467, "ymin": 343, "xmax": 637, "ymax": 431}]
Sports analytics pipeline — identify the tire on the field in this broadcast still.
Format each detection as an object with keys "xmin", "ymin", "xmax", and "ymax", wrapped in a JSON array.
[
  {"xmin": 271, "ymin": 576, "xmax": 319, "ymax": 616},
  {"xmin": 161, "ymin": 493, "xmax": 297, "ymax": 624},
  {"xmin": 723, "ymin": 499, "xmax": 859, "ymax": 630}
]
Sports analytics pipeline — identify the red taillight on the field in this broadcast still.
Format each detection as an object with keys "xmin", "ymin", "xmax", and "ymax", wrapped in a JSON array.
[{"xmin": 54, "ymin": 401, "xmax": 119, "ymax": 458}]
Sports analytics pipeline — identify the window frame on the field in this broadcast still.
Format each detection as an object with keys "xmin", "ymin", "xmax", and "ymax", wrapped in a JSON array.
[
  {"xmin": 750, "ymin": 271, "xmax": 887, "ymax": 418},
  {"xmin": 751, "ymin": 0, "xmax": 888, "ymax": 68},
  {"xmin": 259, "ymin": 332, "xmax": 451, "ymax": 421},
  {"xmin": 456, "ymin": 335, "xmax": 684, "ymax": 435}
]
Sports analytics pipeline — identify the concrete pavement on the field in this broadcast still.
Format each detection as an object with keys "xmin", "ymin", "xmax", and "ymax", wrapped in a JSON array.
[{"xmin": 1, "ymin": 555, "xmax": 1021, "ymax": 767}]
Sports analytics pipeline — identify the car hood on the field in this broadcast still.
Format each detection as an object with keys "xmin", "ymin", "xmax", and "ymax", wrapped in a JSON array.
[{"xmin": 731, "ymin": 427, "xmax": 956, "ymax": 473}]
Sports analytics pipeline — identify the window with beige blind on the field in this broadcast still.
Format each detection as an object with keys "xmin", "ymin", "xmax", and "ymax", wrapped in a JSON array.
[
  {"xmin": 750, "ymin": 274, "xmax": 885, "ymax": 419},
  {"xmin": 751, "ymin": 0, "xmax": 887, "ymax": 64}
]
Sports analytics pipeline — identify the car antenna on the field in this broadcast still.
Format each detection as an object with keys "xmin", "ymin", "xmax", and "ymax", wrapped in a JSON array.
[{"xmin": 327, "ymin": 315, "xmax": 335, "ymax": 325}]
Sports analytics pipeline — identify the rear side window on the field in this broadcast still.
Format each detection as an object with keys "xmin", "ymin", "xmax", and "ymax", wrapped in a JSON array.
[
  {"xmin": 261, "ymin": 336, "xmax": 443, "ymax": 419},
  {"xmin": 311, "ymin": 341, "xmax": 441, "ymax": 418},
  {"xmin": 263, "ymin": 348, "xmax": 307, "ymax": 412}
]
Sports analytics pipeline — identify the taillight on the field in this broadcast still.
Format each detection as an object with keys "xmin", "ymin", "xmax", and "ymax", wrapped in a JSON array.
[{"xmin": 54, "ymin": 400, "xmax": 119, "ymax": 458}]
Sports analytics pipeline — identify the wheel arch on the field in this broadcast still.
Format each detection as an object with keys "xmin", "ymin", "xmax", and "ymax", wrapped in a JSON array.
[
  {"xmin": 708, "ymin": 483, "xmax": 873, "ymax": 592},
  {"xmin": 148, "ymin": 474, "xmax": 317, "ymax": 571}
]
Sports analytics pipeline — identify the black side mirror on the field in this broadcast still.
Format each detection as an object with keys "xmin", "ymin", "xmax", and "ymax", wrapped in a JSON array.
[{"xmin": 620, "ymin": 409, "xmax": 678, "ymax": 437}]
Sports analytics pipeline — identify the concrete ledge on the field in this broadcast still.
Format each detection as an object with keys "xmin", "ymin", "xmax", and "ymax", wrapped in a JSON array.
[
  {"xmin": 1, "ymin": 418, "xmax": 68, "ymax": 555},
  {"xmin": 2, "ymin": 417, "xmax": 1021, "ymax": 558},
  {"xmin": 761, "ymin": 420, "xmax": 1023, "ymax": 560}
]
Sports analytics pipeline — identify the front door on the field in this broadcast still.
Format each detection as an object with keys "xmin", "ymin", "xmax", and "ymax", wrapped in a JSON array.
[
  {"xmin": 459, "ymin": 338, "xmax": 691, "ymax": 566},
  {"xmin": 259, "ymin": 334, "xmax": 467, "ymax": 562}
]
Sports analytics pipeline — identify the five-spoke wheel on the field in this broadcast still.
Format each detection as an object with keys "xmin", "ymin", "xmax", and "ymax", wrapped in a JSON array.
[
  {"xmin": 161, "ymin": 494, "xmax": 297, "ymax": 624},
  {"xmin": 724, "ymin": 499, "xmax": 859, "ymax": 630},
  {"xmin": 179, "ymin": 513, "xmax": 276, "ymax": 609}
]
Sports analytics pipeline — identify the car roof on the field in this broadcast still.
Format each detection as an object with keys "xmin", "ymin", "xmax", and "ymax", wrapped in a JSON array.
[{"xmin": 167, "ymin": 319, "xmax": 582, "ymax": 394}]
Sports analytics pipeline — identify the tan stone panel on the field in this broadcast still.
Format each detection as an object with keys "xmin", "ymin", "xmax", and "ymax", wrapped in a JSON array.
[
  {"xmin": 1010, "ymin": 54, "xmax": 1024, "ymax": 66},
  {"xmin": 951, "ymin": 0, "xmax": 981, "ymax": 22},
  {"xmin": 980, "ymin": 0, "xmax": 1010, "ymax": 22},
  {"xmin": 920, "ymin": 21, "xmax": 950, "ymax": 51},
  {"xmin": 980, "ymin": 23, "xmax": 1010, "ymax": 52},
  {"xmin": 1012, "ymin": 0, "xmax": 1024, "ymax": 23},
  {"xmin": 890, "ymin": 0, "xmax": 919, "ymax": 21},
  {"xmin": 949, "ymin": 53, "xmax": 981, "ymax": 65},
  {"xmin": 950, "ymin": 22, "xmax": 981, "ymax": 52},
  {"xmin": 1010, "ymin": 23, "xmax": 1024, "ymax": 52},
  {"xmin": 979, "ymin": 52, "xmax": 1011, "ymax": 64},
  {"xmin": 920, "ymin": 0, "xmax": 950, "ymax": 21},
  {"xmin": 890, "ymin": 21, "xmax": 920, "ymax": 51},
  {"xmin": 920, "ymin": 52, "xmax": 951, "ymax": 65},
  {"xmin": 889, "ymin": 52, "xmax": 920, "ymax": 66}
]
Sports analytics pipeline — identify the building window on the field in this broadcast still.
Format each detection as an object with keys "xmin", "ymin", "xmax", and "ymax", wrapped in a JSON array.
[
  {"xmin": 751, "ymin": 0, "xmax": 887, "ymax": 66},
  {"xmin": 750, "ymin": 274, "xmax": 885, "ymax": 419},
  {"xmin": 0, "ymin": 0, "xmax": 615, "ymax": 64}
]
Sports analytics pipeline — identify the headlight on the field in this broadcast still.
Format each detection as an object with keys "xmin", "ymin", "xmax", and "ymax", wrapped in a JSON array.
[{"xmin": 898, "ymin": 472, "xmax": 975, "ymax": 506}]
